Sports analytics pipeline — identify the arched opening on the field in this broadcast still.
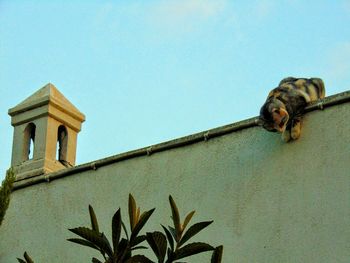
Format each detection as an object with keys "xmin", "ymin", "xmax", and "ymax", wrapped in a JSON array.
[
  {"xmin": 57, "ymin": 125, "xmax": 68, "ymax": 164},
  {"xmin": 23, "ymin": 123, "xmax": 36, "ymax": 161}
]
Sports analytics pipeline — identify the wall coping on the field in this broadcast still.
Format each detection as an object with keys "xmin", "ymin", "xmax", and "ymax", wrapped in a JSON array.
[{"xmin": 12, "ymin": 90, "xmax": 350, "ymax": 191}]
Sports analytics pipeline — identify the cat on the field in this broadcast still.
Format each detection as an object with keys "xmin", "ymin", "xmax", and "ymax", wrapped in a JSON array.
[{"xmin": 258, "ymin": 77, "xmax": 325, "ymax": 142}]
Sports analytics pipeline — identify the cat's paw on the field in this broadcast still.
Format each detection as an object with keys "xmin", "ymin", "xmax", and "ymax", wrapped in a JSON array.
[
  {"xmin": 290, "ymin": 118, "xmax": 302, "ymax": 140},
  {"xmin": 291, "ymin": 128, "xmax": 300, "ymax": 140},
  {"xmin": 282, "ymin": 130, "xmax": 291, "ymax": 142},
  {"xmin": 291, "ymin": 123, "xmax": 301, "ymax": 140}
]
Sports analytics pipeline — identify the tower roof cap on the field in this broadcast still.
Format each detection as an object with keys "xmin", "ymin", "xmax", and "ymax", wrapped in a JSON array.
[{"xmin": 8, "ymin": 83, "xmax": 85, "ymax": 122}]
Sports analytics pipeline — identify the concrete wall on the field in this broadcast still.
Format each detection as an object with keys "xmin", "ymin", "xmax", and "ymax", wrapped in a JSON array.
[{"xmin": 1, "ymin": 97, "xmax": 349, "ymax": 262}]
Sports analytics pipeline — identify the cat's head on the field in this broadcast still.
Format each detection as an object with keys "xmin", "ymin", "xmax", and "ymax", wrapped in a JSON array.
[{"xmin": 258, "ymin": 98, "xmax": 289, "ymax": 132}]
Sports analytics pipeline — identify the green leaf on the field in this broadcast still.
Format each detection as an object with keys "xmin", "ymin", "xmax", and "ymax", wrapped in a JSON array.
[
  {"xmin": 24, "ymin": 252, "xmax": 34, "ymax": 263},
  {"xmin": 174, "ymin": 242, "xmax": 214, "ymax": 260},
  {"xmin": 116, "ymin": 238, "xmax": 128, "ymax": 259},
  {"xmin": 178, "ymin": 221, "xmax": 213, "ymax": 247},
  {"xmin": 146, "ymin": 231, "xmax": 167, "ymax": 263},
  {"xmin": 146, "ymin": 232, "xmax": 159, "ymax": 257},
  {"xmin": 130, "ymin": 235, "xmax": 147, "ymax": 247},
  {"xmin": 125, "ymin": 255, "xmax": 155, "ymax": 263},
  {"xmin": 89, "ymin": 205, "xmax": 100, "ymax": 233},
  {"xmin": 166, "ymin": 247, "xmax": 173, "ymax": 262},
  {"xmin": 112, "ymin": 208, "xmax": 122, "ymax": 252},
  {"xmin": 92, "ymin": 258, "xmax": 103, "ymax": 263},
  {"xmin": 136, "ymin": 207, "xmax": 140, "ymax": 223},
  {"xmin": 68, "ymin": 227, "xmax": 113, "ymax": 257},
  {"xmin": 211, "ymin": 246, "xmax": 223, "ymax": 263},
  {"xmin": 131, "ymin": 245, "xmax": 148, "ymax": 250},
  {"xmin": 100, "ymin": 233, "xmax": 113, "ymax": 258},
  {"xmin": 130, "ymin": 208, "xmax": 155, "ymax": 242},
  {"xmin": 67, "ymin": 238, "xmax": 99, "ymax": 251},
  {"xmin": 121, "ymin": 220, "xmax": 129, "ymax": 240},
  {"xmin": 16, "ymin": 252, "xmax": 34, "ymax": 263},
  {"xmin": 182, "ymin": 211, "xmax": 195, "ymax": 233},
  {"xmin": 161, "ymin": 224, "xmax": 174, "ymax": 251},
  {"xmin": 169, "ymin": 195, "xmax": 181, "ymax": 241},
  {"xmin": 168, "ymin": 226, "xmax": 176, "ymax": 241},
  {"xmin": 129, "ymin": 194, "xmax": 137, "ymax": 231}
]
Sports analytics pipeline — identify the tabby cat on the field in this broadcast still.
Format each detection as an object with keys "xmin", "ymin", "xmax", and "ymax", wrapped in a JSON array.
[{"xmin": 258, "ymin": 77, "xmax": 325, "ymax": 142}]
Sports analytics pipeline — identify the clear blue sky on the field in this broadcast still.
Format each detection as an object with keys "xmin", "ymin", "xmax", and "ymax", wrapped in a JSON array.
[{"xmin": 1, "ymin": 1, "xmax": 350, "ymax": 180}]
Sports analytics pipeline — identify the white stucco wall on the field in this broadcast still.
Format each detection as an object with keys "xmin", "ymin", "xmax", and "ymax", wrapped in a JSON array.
[{"xmin": 1, "ymin": 98, "xmax": 349, "ymax": 263}]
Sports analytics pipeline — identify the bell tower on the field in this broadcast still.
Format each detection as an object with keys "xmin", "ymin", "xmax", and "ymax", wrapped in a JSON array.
[{"xmin": 8, "ymin": 83, "xmax": 85, "ymax": 180}]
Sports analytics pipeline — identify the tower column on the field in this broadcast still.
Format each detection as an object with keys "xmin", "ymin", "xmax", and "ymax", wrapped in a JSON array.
[{"xmin": 8, "ymin": 83, "xmax": 85, "ymax": 179}]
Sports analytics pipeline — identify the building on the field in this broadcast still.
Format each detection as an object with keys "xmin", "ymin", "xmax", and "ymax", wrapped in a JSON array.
[{"xmin": 1, "ymin": 84, "xmax": 349, "ymax": 262}]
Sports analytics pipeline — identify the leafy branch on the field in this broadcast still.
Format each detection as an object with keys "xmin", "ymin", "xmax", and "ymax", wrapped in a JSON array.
[
  {"xmin": 18, "ymin": 194, "xmax": 223, "ymax": 262},
  {"xmin": 147, "ymin": 195, "xmax": 222, "ymax": 263},
  {"xmin": 0, "ymin": 168, "xmax": 15, "ymax": 227},
  {"xmin": 17, "ymin": 252, "xmax": 34, "ymax": 263},
  {"xmin": 68, "ymin": 194, "xmax": 223, "ymax": 262},
  {"xmin": 68, "ymin": 194, "xmax": 155, "ymax": 263}
]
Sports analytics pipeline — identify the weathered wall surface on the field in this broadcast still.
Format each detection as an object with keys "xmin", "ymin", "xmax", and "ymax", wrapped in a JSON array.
[{"xmin": 1, "ymin": 100, "xmax": 349, "ymax": 262}]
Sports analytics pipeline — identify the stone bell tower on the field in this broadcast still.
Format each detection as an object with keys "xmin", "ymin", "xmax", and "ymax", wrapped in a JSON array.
[{"xmin": 8, "ymin": 83, "xmax": 85, "ymax": 179}]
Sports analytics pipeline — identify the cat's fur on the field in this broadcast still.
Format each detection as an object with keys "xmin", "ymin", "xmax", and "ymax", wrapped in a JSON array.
[{"xmin": 259, "ymin": 77, "xmax": 325, "ymax": 142}]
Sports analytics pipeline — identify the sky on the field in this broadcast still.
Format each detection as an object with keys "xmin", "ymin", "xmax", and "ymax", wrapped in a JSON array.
[{"xmin": 1, "ymin": 0, "xmax": 350, "ymax": 180}]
